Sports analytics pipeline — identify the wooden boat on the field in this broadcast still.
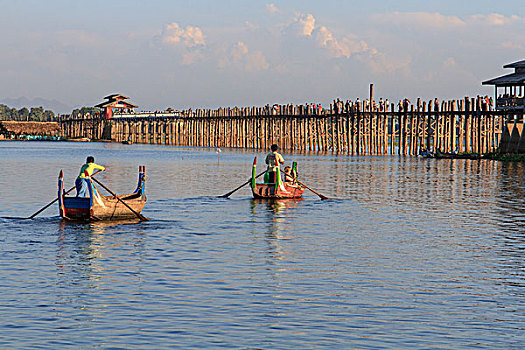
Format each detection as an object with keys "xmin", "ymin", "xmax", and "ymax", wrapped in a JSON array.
[
  {"xmin": 58, "ymin": 166, "xmax": 147, "ymax": 222},
  {"xmin": 423, "ymin": 150, "xmax": 486, "ymax": 160},
  {"xmin": 68, "ymin": 137, "xmax": 91, "ymax": 142},
  {"xmin": 435, "ymin": 151, "xmax": 485, "ymax": 159},
  {"xmin": 251, "ymin": 157, "xmax": 305, "ymax": 199}
]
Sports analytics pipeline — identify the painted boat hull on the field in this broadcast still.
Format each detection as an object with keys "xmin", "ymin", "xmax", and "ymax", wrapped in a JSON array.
[
  {"xmin": 62, "ymin": 194, "xmax": 146, "ymax": 221},
  {"xmin": 58, "ymin": 166, "xmax": 147, "ymax": 222},
  {"xmin": 252, "ymin": 183, "xmax": 305, "ymax": 199}
]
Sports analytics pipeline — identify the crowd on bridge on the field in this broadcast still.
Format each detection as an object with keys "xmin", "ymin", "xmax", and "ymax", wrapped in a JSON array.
[{"xmin": 55, "ymin": 93, "xmax": 503, "ymax": 122}]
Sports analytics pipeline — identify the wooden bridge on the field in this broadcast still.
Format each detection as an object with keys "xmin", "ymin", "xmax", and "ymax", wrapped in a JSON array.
[{"xmin": 58, "ymin": 97, "xmax": 525, "ymax": 155}]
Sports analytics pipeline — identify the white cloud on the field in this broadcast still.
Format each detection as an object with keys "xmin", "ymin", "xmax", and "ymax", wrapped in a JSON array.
[
  {"xmin": 300, "ymin": 14, "xmax": 316, "ymax": 36},
  {"xmin": 501, "ymin": 41, "xmax": 524, "ymax": 50},
  {"xmin": 222, "ymin": 41, "xmax": 269, "ymax": 72},
  {"xmin": 266, "ymin": 3, "xmax": 280, "ymax": 14},
  {"xmin": 231, "ymin": 41, "xmax": 249, "ymax": 61},
  {"xmin": 368, "ymin": 54, "xmax": 412, "ymax": 75},
  {"xmin": 374, "ymin": 12, "xmax": 466, "ymax": 29},
  {"xmin": 315, "ymin": 25, "xmax": 334, "ymax": 47},
  {"xmin": 161, "ymin": 22, "xmax": 205, "ymax": 47},
  {"xmin": 182, "ymin": 51, "xmax": 205, "ymax": 65},
  {"xmin": 246, "ymin": 51, "xmax": 270, "ymax": 72},
  {"xmin": 469, "ymin": 13, "xmax": 525, "ymax": 26},
  {"xmin": 289, "ymin": 13, "xmax": 316, "ymax": 37},
  {"xmin": 283, "ymin": 13, "xmax": 379, "ymax": 63},
  {"xmin": 375, "ymin": 11, "xmax": 525, "ymax": 31},
  {"xmin": 315, "ymin": 26, "xmax": 371, "ymax": 59},
  {"xmin": 56, "ymin": 30, "xmax": 101, "ymax": 47}
]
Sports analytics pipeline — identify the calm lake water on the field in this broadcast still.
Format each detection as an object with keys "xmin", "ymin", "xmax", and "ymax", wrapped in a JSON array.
[{"xmin": 1, "ymin": 141, "xmax": 524, "ymax": 349}]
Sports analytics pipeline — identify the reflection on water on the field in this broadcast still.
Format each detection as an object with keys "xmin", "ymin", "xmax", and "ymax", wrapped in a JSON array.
[
  {"xmin": 324, "ymin": 157, "xmax": 501, "ymax": 206},
  {"xmin": 250, "ymin": 198, "xmax": 303, "ymax": 235},
  {"xmin": 249, "ymin": 198, "xmax": 304, "ymax": 264},
  {"xmin": 1, "ymin": 142, "xmax": 525, "ymax": 349},
  {"xmin": 54, "ymin": 219, "xmax": 147, "ymax": 327}
]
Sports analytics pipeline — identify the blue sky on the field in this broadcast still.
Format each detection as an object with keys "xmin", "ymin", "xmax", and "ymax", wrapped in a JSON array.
[{"xmin": 1, "ymin": 0, "xmax": 524, "ymax": 113}]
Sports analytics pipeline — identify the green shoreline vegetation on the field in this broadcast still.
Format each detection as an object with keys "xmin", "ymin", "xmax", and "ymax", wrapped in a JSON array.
[
  {"xmin": 1, "ymin": 104, "xmax": 100, "ymax": 121},
  {"xmin": 0, "ymin": 104, "xmax": 55, "ymax": 121}
]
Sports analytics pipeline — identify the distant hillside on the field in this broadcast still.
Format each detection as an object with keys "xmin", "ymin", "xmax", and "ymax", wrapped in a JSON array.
[{"xmin": 0, "ymin": 97, "xmax": 71, "ymax": 114}]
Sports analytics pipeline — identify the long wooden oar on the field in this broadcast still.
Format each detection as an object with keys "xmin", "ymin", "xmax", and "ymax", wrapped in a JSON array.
[
  {"xmin": 90, "ymin": 177, "xmax": 149, "ymax": 221},
  {"xmin": 2, "ymin": 170, "xmax": 103, "ymax": 220},
  {"xmin": 295, "ymin": 179, "xmax": 329, "ymax": 200},
  {"xmin": 218, "ymin": 170, "xmax": 266, "ymax": 198}
]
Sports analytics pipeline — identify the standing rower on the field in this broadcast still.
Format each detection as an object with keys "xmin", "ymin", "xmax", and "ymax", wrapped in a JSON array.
[
  {"xmin": 265, "ymin": 144, "xmax": 284, "ymax": 184},
  {"xmin": 75, "ymin": 156, "xmax": 105, "ymax": 197}
]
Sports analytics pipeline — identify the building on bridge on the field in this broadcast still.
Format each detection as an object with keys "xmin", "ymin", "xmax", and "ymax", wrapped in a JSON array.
[
  {"xmin": 482, "ymin": 59, "xmax": 525, "ymax": 111},
  {"xmin": 95, "ymin": 94, "xmax": 138, "ymax": 119}
]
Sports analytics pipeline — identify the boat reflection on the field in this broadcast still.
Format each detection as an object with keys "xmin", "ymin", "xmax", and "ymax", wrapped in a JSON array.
[
  {"xmin": 249, "ymin": 198, "xmax": 303, "ymax": 260},
  {"xmin": 251, "ymin": 197, "xmax": 304, "ymax": 215},
  {"xmin": 55, "ymin": 219, "xmax": 146, "ymax": 322},
  {"xmin": 61, "ymin": 217, "xmax": 146, "ymax": 230}
]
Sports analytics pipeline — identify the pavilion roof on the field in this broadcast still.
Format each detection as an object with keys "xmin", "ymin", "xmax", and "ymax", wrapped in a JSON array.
[
  {"xmin": 483, "ymin": 59, "xmax": 525, "ymax": 86},
  {"xmin": 482, "ymin": 72, "xmax": 525, "ymax": 86},
  {"xmin": 103, "ymin": 94, "xmax": 130, "ymax": 101},
  {"xmin": 504, "ymin": 59, "xmax": 525, "ymax": 69},
  {"xmin": 95, "ymin": 100, "xmax": 138, "ymax": 109},
  {"xmin": 95, "ymin": 93, "xmax": 138, "ymax": 109}
]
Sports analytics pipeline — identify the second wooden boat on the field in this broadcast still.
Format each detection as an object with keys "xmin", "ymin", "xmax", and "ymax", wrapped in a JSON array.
[{"xmin": 421, "ymin": 149, "xmax": 486, "ymax": 159}]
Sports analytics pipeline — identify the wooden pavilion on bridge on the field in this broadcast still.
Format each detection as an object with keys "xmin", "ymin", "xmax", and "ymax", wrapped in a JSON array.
[
  {"xmin": 95, "ymin": 94, "xmax": 138, "ymax": 119},
  {"xmin": 483, "ymin": 59, "xmax": 525, "ymax": 153},
  {"xmin": 482, "ymin": 59, "xmax": 525, "ymax": 111}
]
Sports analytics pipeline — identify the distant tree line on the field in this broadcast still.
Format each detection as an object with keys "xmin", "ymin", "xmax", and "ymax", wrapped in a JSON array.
[
  {"xmin": 0, "ymin": 105, "xmax": 104, "ymax": 121},
  {"xmin": 0, "ymin": 104, "xmax": 55, "ymax": 121},
  {"xmin": 70, "ymin": 107, "xmax": 102, "ymax": 118}
]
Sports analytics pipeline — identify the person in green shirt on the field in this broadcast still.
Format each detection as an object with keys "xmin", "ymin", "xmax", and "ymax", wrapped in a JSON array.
[{"xmin": 75, "ymin": 156, "xmax": 105, "ymax": 197}]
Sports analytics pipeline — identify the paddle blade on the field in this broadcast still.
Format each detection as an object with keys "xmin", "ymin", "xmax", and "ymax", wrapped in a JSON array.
[{"xmin": 296, "ymin": 180, "xmax": 329, "ymax": 200}]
